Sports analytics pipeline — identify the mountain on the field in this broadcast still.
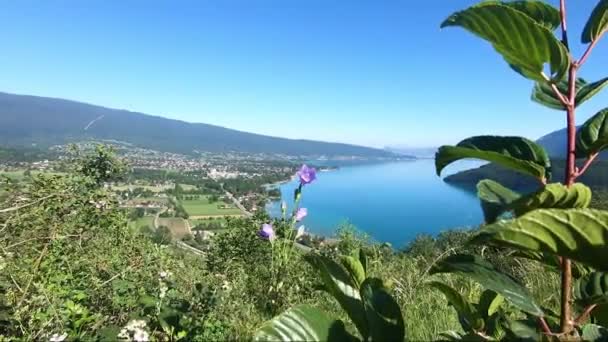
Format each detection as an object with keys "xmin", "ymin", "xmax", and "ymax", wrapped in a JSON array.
[
  {"xmin": 443, "ymin": 127, "xmax": 608, "ymax": 191},
  {"xmin": 536, "ymin": 127, "xmax": 608, "ymax": 158},
  {"xmin": 385, "ymin": 146, "xmax": 436, "ymax": 159},
  {"xmin": 0, "ymin": 92, "xmax": 395, "ymax": 158},
  {"xmin": 536, "ymin": 128, "xmax": 569, "ymax": 157}
]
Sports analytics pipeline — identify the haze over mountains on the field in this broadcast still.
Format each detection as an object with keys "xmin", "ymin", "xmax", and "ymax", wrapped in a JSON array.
[{"xmin": 0, "ymin": 92, "xmax": 394, "ymax": 158}]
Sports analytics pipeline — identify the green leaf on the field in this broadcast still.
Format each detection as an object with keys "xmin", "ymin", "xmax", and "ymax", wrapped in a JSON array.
[
  {"xmin": 511, "ymin": 182, "xmax": 592, "ymax": 216},
  {"xmin": 477, "ymin": 290, "xmax": 505, "ymax": 319},
  {"xmin": 576, "ymin": 108, "xmax": 608, "ymax": 158},
  {"xmin": 582, "ymin": 324, "xmax": 608, "ymax": 341},
  {"xmin": 500, "ymin": 0, "xmax": 560, "ymax": 30},
  {"xmin": 477, "ymin": 179, "xmax": 521, "ymax": 223},
  {"xmin": 574, "ymin": 272, "xmax": 608, "ymax": 306},
  {"xmin": 504, "ymin": 320, "xmax": 540, "ymax": 341},
  {"xmin": 358, "ymin": 248, "xmax": 368, "ymax": 275},
  {"xmin": 436, "ymin": 136, "xmax": 551, "ymax": 181},
  {"xmin": 340, "ymin": 255, "xmax": 366, "ymax": 288},
  {"xmin": 254, "ymin": 305, "xmax": 351, "ymax": 342},
  {"xmin": 431, "ymin": 254, "xmax": 543, "ymax": 316},
  {"xmin": 582, "ymin": 0, "xmax": 608, "ymax": 43},
  {"xmin": 532, "ymin": 78, "xmax": 608, "ymax": 110},
  {"xmin": 360, "ymin": 278, "xmax": 405, "ymax": 342},
  {"xmin": 441, "ymin": 3, "xmax": 569, "ymax": 82},
  {"xmin": 306, "ymin": 254, "xmax": 368, "ymax": 338},
  {"xmin": 428, "ymin": 281, "xmax": 484, "ymax": 332},
  {"xmin": 472, "ymin": 209, "xmax": 608, "ymax": 271}
]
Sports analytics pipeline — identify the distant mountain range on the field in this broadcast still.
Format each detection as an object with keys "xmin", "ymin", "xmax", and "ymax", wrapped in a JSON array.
[
  {"xmin": 444, "ymin": 127, "xmax": 608, "ymax": 190},
  {"xmin": 385, "ymin": 146, "xmax": 436, "ymax": 159},
  {"xmin": 0, "ymin": 92, "xmax": 395, "ymax": 158}
]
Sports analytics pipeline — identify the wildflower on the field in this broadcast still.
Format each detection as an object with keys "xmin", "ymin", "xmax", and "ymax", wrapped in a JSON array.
[
  {"xmin": 295, "ymin": 208, "xmax": 307, "ymax": 221},
  {"xmin": 296, "ymin": 225, "xmax": 306, "ymax": 239},
  {"xmin": 297, "ymin": 165, "xmax": 317, "ymax": 185},
  {"xmin": 259, "ymin": 223, "xmax": 275, "ymax": 241},
  {"xmin": 159, "ymin": 284, "xmax": 168, "ymax": 299},
  {"xmin": 125, "ymin": 319, "xmax": 147, "ymax": 330},
  {"xmin": 117, "ymin": 328, "xmax": 129, "ymax": 339},
  {"xmin": 159, "ymin": 271, "xmax": 168, "ymax": 278},
  {"xmin": 133, "ymin": 329, "xmax": 150, "ymax": 342},
  {"xmin": 281, "ymin": 201, "xmax": 287, "ymax": 214},
  {"xmin": 49, "ymin": 333, "xmax": 68, "ymax": 342}
]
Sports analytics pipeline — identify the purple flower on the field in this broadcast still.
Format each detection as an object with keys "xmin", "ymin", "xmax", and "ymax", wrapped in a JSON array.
[
  {"xmin": 259, "ymin": 223, "xmax": 275, "ymax": 241},
  {"xmin": 295, "ymin": 208, "xmax": 308, "ymax": 221},
  {"xmin": 297, "ymin": 165, "xmax": 317, "ymax": 185}
]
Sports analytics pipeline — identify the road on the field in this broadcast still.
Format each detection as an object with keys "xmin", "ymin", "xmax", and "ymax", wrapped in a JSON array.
[{"xmin": 224, "ymin": 191, "xmax": 252, "ymax": 217}]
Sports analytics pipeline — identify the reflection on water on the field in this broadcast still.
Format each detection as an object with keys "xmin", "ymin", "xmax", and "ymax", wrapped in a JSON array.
[{"xmin": 267, "ymin": 160, "xmax": 485, "ymax": 249}]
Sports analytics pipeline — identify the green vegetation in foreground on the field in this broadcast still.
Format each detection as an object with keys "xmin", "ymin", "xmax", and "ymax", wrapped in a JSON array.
[{"xmin": 181, "ymin": 195, "xmax": 243, "ymax": 216}]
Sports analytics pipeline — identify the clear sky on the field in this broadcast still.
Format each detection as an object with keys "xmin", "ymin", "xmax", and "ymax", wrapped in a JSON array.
[{"xmin": 1, "ymin": 0, "xmax": 607, "ymax": 148}]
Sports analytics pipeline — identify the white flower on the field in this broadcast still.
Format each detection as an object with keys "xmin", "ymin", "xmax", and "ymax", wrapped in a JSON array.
[
  {"xmin": 49, "ymin": 333, "xmax": 68, "ymax": 342},
  {"xmin": 296, "ymin": 225, "xmax": 306, "ymax": 239},
  {"xmin": 117, "ymin": 329, "xmax": 129, "ymax": 339},
  {"xmin": 159, "ymin": 284, "xmax": 168, "ymax": 299},
  {"xmin": 125, "ymin": 319, "xmax": 147, "ymax": 330},
  {"xmin": 133, "ymin": 329, "xmax": 150, "ymax": 342},
  {"xmin": 159, "ymin": 271, "xmax": 168, "ymax": 278}
]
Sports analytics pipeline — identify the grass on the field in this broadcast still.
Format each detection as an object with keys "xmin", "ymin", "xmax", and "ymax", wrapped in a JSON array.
[{"xmin": 181, "ymin": 196, "xmax": 242, "ymax": 216}]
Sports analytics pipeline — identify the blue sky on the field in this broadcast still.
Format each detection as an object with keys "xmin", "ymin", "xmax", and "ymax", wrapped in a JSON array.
[{"xmin": 1, "ymin": 0, "xmax": 607, "ymax": 148}]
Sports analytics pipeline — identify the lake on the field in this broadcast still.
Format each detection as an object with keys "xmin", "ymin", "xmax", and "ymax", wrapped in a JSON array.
[{"xmin": 266, "ymin": 160, "xmax": 485, "ymax": 249}]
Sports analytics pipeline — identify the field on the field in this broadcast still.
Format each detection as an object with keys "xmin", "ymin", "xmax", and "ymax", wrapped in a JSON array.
[
  {"xmin": 129, "ymin": 216, "xmax": 155, "ymax": 230},
  {"xmin": 189, "ymin": 217, "xmax": 229, "ymax": 230},
  {"xmin": 112, "ymin": 183, "xmax": 197, "ymax": 192},
  {"xmin": 181, "ymin": 196, "xmax": 242, "ymax": 216},
  {"xmin": 157, "ymin": 217, "xmax": 190, "ymax": 239}
]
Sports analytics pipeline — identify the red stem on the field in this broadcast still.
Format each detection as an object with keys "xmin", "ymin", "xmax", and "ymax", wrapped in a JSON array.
[
  {"xmin": 559, "ymin": 0, "xmax": 576, "ymax": 334},
  {"xmin": 574, "ymin": 304, "xmax": 598, "ymax": 326},
  {"xmin": 539, "ymin": 317, "xmax": 552, "ymax": 335},
  {"xmin": 578, "ymin": 38, "xmax": 599, "ymax": 67},
  {"xmin": 575, "ymin": 153, "xmax": 599, "ymax": 179},
  {"xmin": 559, "ymin": 0, "xmax": 569, "ymax": 49}
]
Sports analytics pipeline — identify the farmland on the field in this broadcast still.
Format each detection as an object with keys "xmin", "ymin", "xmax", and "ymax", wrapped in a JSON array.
[
  {"xmin": 156, "ymin": 217, "xmax": 190, "ymax": 239},
  {"xmin": 180, "ymin": 195, "xmax": 243, "ymax": 216}
]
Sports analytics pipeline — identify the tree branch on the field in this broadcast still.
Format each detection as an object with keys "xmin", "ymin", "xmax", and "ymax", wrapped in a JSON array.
[{"xmin": 0, "ymin": 194, "xmax": 55, "ymax": 213}]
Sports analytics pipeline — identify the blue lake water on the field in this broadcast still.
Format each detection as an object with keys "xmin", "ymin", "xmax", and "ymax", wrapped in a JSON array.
[{"xmin": 266, "ymin": 160, "xmax": 485, "ymax": 249}]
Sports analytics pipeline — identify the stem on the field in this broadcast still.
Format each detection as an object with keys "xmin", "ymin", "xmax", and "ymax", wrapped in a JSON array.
[
  {"xmin": 559, "ymin": 64, "xmax": 577, "ymax": 334},
  {"xmin": 575, "ymin": 153, "xmax": 599, "ymax": 179},
  {"xmin": 559, "ymin": 0, "xmax": 576, "ymax": 334},
  {"xmin": 559, "ymin": 0, "xmax": 569, "ymax": 49},
  {"xmin": 539, "ymin": 317, "xmax": 552, "ymax": 336},
  {"xmin": 578, "ymin": 38, "xmax": 599, "ymax": 67},
  {"xmin": 574, "ymin": 304, "xmax": 598, "ymax": 326}
]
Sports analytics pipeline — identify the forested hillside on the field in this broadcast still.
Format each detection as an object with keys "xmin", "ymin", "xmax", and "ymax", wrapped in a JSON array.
[{"xmin": 0, "ymin": 92, "xmax": 394, "ymax": 158}]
